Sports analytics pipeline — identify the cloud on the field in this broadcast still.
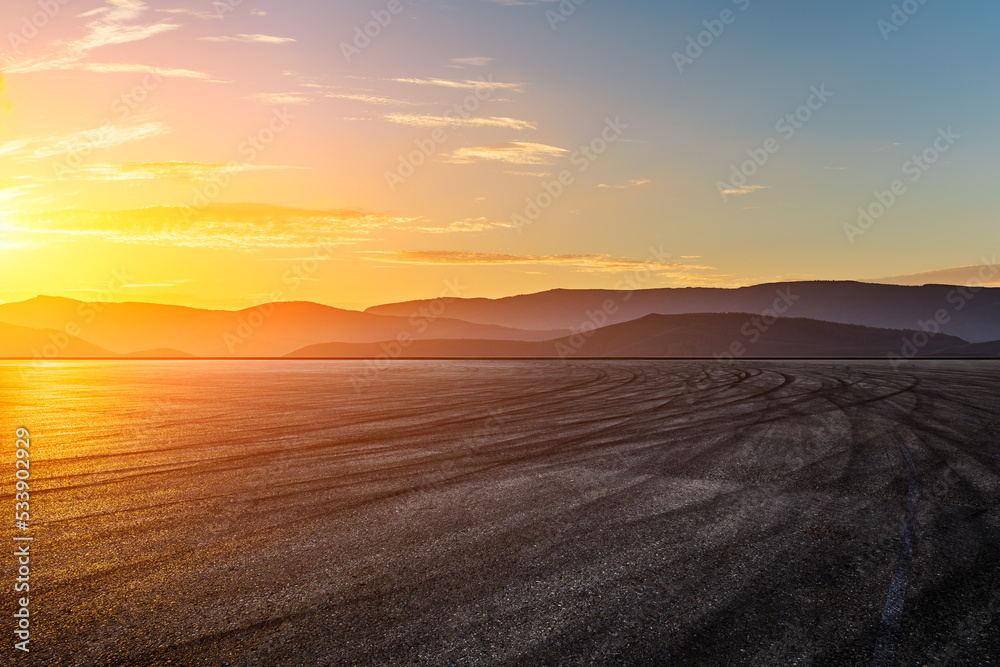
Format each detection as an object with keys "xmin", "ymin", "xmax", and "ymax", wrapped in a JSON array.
[
  {"xmin": 199, "ymin": 34, "xmax": 296, "ymax": 44},
  {"xmin": 368, "ymin": 250, "xmax": 715, "ymax": 274},
  {"xmin": 597, "ymin": 179, "xmax": 651, "ymax": 189},
  {"xmin": 869, "ymin": 262, "xmax": 1000, "ymax": 287},
  {"xmin": 66, "ymin": 62, "xmax": 217, "ymax": 80},
  {"xmin": 396, "ymin": 218, "xmax": 516, "ymax": 234},
  {"xmin": 443, "ymin": 142, "xmax": 567, "ymax": 165},
  {"xmin": 252, "ymin": 86, "xmax": 419, "ymax": 108},
  {"xmin": 155, "ymin": 7, "xmax": 220, "ymax": 20},
  {"xmin": 252, "ymin": 92, "xmax": 314, "ymax": 106},
  {"xmin": 381, "ymin": 113, "xmax": 535, "ymax": 130},
  {"xmin": 391, "ymin": 77, "xmax": 523, "ymax": 92},
  {"xmin": 60, "ymin": 161, "xmax": 304, "ymax": 183},
  {"xmin": 325, "ymin": 92, "xmax": 415, "ymax": 106},
  {"xmin": 0, "ymin": 183, "xmax": 41, "ymax": 208},
  {"xmin": 504, "ymin": 170, "xmax": 552, "ymax": 177},
  {"xmin": 9, "ymin": 204, "xmax": 415, "ymax": 249},
  {"xmin": 0, "ymin": 76, "xmax": 10, "ymax": 117},
  {"xmin": 0, "ymin": 120, "xmax": 168, "ymax": 162},
  {"xmin": 448, "ymin": 57, "xmax": 496, "ymax": 68},
  {"xmin": 721, "ymin": 185, "xmax": 770, "ymax": 196},
  {"xmin": 0, "ymin": 73, "xmax": 11, "ymax": 113},
  {"xmin": 6, "ymin": 0, "xmax": 182, "ymax": 75}
]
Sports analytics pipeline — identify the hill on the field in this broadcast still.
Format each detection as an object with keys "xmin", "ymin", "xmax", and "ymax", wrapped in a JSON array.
[
  {"xmin": 364, "ymin": 281, "xmax": 1000, "ymax": 343},
  {"xmin": 287, "ymin": 313, "xmax": 968, "ymax": 359},
  {"xmin": 0, "ymin": 322, "xmax": 117, "ymax": 358},
  {"xmin": 0, "ymin": 296, "xmax": 568, "ymax": 357}
]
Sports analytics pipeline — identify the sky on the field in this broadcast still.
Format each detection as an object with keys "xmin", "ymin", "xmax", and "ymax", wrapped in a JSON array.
[{"xmin": 0, "ymin": 0, "xmax": 998, "ymax": 310}]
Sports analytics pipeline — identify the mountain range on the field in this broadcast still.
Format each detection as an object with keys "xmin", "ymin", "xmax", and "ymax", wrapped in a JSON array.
[
  {"xmin": 288, "ymin": 313, "xmax": 970, "ymax": 359},
  {"xmin": 0, "ymin": 282, "xmax": 997, "ymax": 359},
  {"xmin": 365, "ymin": 281, "xmax": 1000, "ymax": 343},
  {"xmin": 0, "ymin": 296, "xmax": 566, "ymax": 358}
]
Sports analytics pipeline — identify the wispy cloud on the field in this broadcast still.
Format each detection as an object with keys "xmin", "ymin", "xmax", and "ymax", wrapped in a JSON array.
[
  {"xmin": 67, "ymin": 62, "xmax": 217, "ymax": 80},
  {"xmin": 448, "ymin": 57, "xmax": 496, "ymax": 68},
  {"xmin": 61, "ymin": 161, "xmax": 303, "ymax": 183},
  {"xmin": 391, "ymin": 77, "xmax": 523, "ymax": 92},
  {"xmin": 396, "ymin": 218, "xmax": 516, "ymax": 234},
  {"xmin": 6, "ymin": 0, "xmax": 182, "ymax": 75},
  {"xmin": 597, "ymin": 179, "xmax": 651, "ymax": 189},
  {"xmin": 0, "ymin": 73, "xmax": 11, "ymax": 114},
  {"xmin": 369, "ymin": 250, "xmax": 715, "ymax": 273},
  {"xmin": 325, "ymin": 92, "xmax": 415, "ymax": 106},
  {"xmin": 155, "ymin": 7, "xmax": 220, "ymax": 20},
  {"xmin": 869, "ymin": 263, "xmax": 1000, "ymax": 287},
  {"xmin": 199, "ymin": 34, "xmax": 296, "ymax": 44},
  {"xmin": 252, "ymin": 88, "xmax": 418, "ymax": 108},
  {"xmin": 252, "ymin": 92, "xmax": 314, "ymax": 106},
  {"xmin": 721, "ymin": 185, "xmax": 770, "ymax": 196},
  {"xmin": 0, "ymin": 120, "xmax": 168, "ymax": 162},
  {"xmin": 381, "ymin": 113, "xmax": 535, "ymax": 130},
  {"xmin": 0, "ymin": 183, "xmax": 41, "ymax": 208},
  {"xmin": 504, "ymin": 170, "xmax": 552, "ymax": 178},
  {"xmin": 10, "ymin": 204, "xmax": 414, "ymax": 249},
  {"xmin": 443, "ymin": 142, "xmax": 566, "ymax": 165}
]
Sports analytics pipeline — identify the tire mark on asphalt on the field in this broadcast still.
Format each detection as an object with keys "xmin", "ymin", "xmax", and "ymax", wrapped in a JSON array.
[{"xmin": 872, "ymin": 401, "xmax": 920, "ymax": 667}]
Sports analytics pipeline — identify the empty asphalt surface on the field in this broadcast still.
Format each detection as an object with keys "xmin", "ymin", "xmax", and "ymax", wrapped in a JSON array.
[{"xmin": 3, "ymin": 360, "xmax": 999, "ymax": 666}]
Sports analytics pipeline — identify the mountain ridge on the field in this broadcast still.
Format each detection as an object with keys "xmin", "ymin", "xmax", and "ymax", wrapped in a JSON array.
[
  {"xmin": 286, "ymin": 312, "xmax": 971, "ymax": 360},
  {"xmin": 364, "ymin": 281, "xmax": 1000, "ymax": 342},
  {"xmin": 0, "ymin": 296, "xmax": 569, "ymax": 357}
]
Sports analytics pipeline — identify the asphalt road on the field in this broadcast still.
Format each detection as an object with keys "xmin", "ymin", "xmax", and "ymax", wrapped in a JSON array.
[{"xmin": 3, "ymin": 360, "xmax": 999, "ymax": 665}]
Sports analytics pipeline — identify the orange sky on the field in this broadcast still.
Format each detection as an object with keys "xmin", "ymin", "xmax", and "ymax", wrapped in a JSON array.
[{"xmin": 1, "ymin": 0, "xmax": 998, "ymax": 310}]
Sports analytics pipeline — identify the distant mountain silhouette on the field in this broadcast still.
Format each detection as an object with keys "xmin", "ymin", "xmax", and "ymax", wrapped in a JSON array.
[
  {"xmin": 287, "ymin": 313, "xmax": 970, "ymax": 359},
  {"xmin": 927, "ymin": 339, "xmax": 1000, "ymax": 357},
  {"xmin": 0, "ymin": 296, "xmax": 569, "ymax": 357},
  {"xmin": 365, "ymin": 281, "xmax": 1000, "ymax": 343},
  {"xmin": 3, "ymin": 282, "xmax": 996, "ymax": 358},
  {"xmin": 0, "ymin": 322, "xmax": 116, "ymax": 358}
]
